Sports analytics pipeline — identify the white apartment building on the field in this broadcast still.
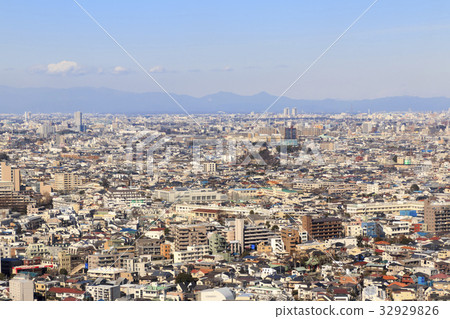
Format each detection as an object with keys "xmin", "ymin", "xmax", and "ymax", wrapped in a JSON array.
[
  {"xmin": 87, "ymin": 267, "xmax": 126, "ymax": 280},
  {"xmin": 366, "ymin": 183, "xmax": 380, "ymax": 194},
  {"xmin": 25, "ymin": 243, "xmax": 49, "ymax": 258},
  {"xmin": 383, "ymin": 221, "xmax": 410, "ymax": 237},
  {"xmin": 9, "ymin": 277, "xmax": 34, "ymax": 301},
  {"xmin": 175, "ymin": 204, "xmax": 253, "ymax": 215},
  {"xmin": 345, "ymin": 223, "xmax": 363, "ymax": 237},
  {"xmin": 122, "ymin": 283, "xmax": 176, "ymax": 300},
  {"xmin": 154, "ymin": 188, "xmax": 227, "ymax": 203},
  {"xmin": 0, "ymin": 242, "xmax": 11, "ymax": 259},
  {"xmin": 173, "ymin": 245, "xmax": 210, "ymax": 263},
  {"xmin": 270, "ymin": 237, "xmax": 284, "ymax": 254},
  {"xmin": 347, "ymin": 201, "xmax": 424, "ymax": 216},
  {"xmin": 104, "ymin": 188, "xmax": 147, "ymax": 207},
  {"xmin": 87, "ymin": 284, "xmax": 120, "ymax": 301}
]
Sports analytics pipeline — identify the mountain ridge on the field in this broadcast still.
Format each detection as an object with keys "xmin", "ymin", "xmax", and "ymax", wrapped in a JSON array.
[{"xmin": 0, "ymin": 86, "xmax": 449, "ymax": 114}]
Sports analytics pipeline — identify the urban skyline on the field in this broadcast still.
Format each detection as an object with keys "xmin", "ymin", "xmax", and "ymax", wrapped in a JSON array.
[{"xmin": 0, "ymin": 109, "xmax": 449, "ymax": 302}]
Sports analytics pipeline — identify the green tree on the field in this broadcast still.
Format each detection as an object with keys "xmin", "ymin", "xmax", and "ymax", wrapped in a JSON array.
[
  {"xmin": 59, "ymin": 268, "xmax": 68, "ymax": 275},
  {"xmin": 399, "ymin": 236, "xmax": 412, "ymax": 245},
  {"xmin": 271, "ymin": 225, "xmax": 279, "ymax": 232},
  {"xmin": 298, "ymin": 255, "xmax": 309, "ymax": 267},
  {"xmin": 410, "ymin": 184, "xmax": 419, "ymax": 192},
  {"xmin": 356, "ymin": 235, "xmax": 364, "ymax": 248},
  {"xmin": 175, "ymin": 272, "xmax": 195, "ymax": 285},
  {"xmin": 374, "ymin": 236, "xmax": 384, "ymax": 243},
  {"xmin": 100, "ymin": 178, "xmax": 110, "ymax": 189}
]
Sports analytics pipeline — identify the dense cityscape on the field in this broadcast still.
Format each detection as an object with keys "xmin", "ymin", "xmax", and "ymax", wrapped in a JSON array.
[{"xmin": 0, "ymin": 108, "xmax": 449, "ymax": 301}]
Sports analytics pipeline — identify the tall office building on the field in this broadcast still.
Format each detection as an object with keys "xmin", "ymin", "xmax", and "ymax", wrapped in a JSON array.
[
  {"xmin": 362, "ymin": 122, "xmax": 373, "ymax": 134},
  {"xmin": 37, "ymin": 123, "xmax": 55, "ymax": 138},
  {"xmin": 283, "ymin": 107, "xmax": 290, "ymax": 117},
  {"xmin": 74, "ymin": 111, "xmax": 83, "ymax": 132},
  {"xmin": 281, "ymin": 126, "xmax": 297, "ymax": 140},
  {"xmin": 291, "ymin": 107, "xmax": 297, "ymax": 117},
  {"xmin": 24, "ymin": 112, "xmax": 31, "ymax": 122}
]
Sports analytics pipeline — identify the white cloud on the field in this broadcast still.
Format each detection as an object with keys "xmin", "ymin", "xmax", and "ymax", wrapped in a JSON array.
[
  {"xmin": 46, "ymin": 60, "xmax": 82, "ymax": 75},
  {"xmin": 112, "ymin": 66, "xmax": 128, "ymax": 75},
  {"xmin": 31, "ymin": 60, "xmax": 86, "ymax": 75},
  {"xmin": 223, "ymin": 66, "xmax": 233, "ymax": 72},
  {"xmin": 149, "ymin": 65, "xmax": 166, "ymax": 73}
]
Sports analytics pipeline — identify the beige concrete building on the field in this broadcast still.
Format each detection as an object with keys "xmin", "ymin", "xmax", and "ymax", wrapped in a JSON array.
[
  {"xmin": 54, "ymin": 173, "xmax": 82, "ymax": 191},
  {"xmin": 174, "ymin": 224, "xmax": 211, "ymax": 251},
  {"xmin": 424, "ymin": 200, "xmax": 450, "ymax": 234},
  {"xmin": 0, "ymin": 162, "xmax": 21, "ymax": 192}
]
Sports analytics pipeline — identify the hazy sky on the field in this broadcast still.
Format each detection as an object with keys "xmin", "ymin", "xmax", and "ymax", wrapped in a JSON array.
[{"xmin": 1, "ymin": 0, "xmax": 450, "ymax": 100}]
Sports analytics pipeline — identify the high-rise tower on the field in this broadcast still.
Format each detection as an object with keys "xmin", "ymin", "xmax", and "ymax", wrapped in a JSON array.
[{"xmin": 74, "ymin": 111, "xmax": 83, "ymax": 132}]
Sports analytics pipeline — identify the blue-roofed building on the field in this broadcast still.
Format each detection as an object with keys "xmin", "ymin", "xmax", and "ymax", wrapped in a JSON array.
[
  {"xmin": 120, "ymin": 227, "xmax": 137, "ymax": 233},
  {"xmin": 362, "ymin": 222, "xmax": 384, "ymax": 238},
  {"xmin": 400, "ymin": 210, "xmax": 417, "ymax": 217}
]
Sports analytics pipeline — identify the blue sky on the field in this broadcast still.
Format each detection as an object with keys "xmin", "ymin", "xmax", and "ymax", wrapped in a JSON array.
[{"xmin": 1, "ymin": 0, "xmax": 450, "ymax": 99}]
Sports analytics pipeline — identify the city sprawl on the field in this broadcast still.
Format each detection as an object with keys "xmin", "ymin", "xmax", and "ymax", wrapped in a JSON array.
[{"xmin": 0, "ymin": 109, "xmax": 449, "ymax": 301}]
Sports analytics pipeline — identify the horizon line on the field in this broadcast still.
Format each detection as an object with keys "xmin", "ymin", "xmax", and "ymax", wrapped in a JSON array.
[{"xmin": 1, "ymin": 84, "xmax": 450, "ymax": 101}]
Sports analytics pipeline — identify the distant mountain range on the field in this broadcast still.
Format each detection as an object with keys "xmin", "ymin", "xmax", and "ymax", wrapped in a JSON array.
[{"xmin": 0, "ymin": 86, "xmax": 449, "ymax": 114}]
